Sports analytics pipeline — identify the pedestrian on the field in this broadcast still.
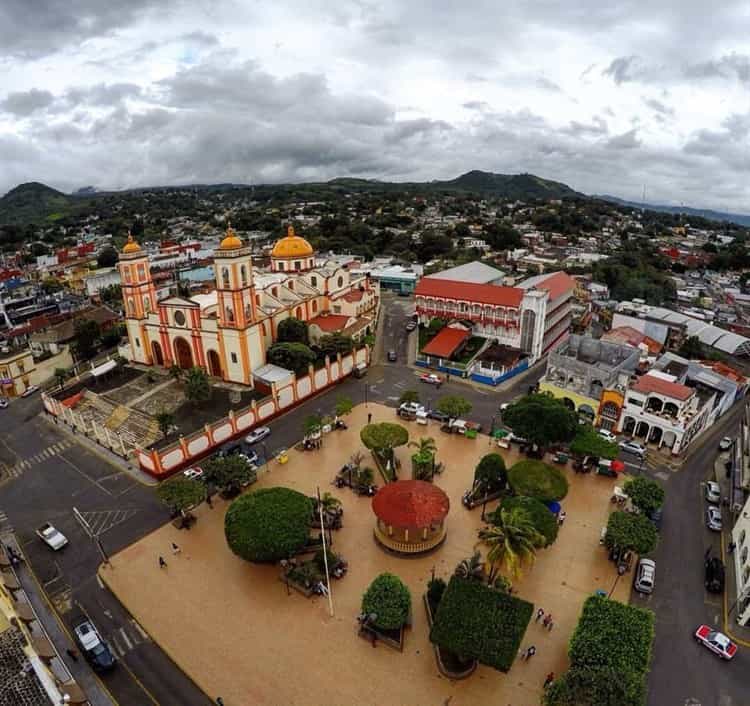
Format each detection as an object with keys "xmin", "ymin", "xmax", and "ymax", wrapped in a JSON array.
[
  {"xmin": 546, "ymin": 618, "xmax": 554, "ymax": 632},
  {"xmin": 66, "ymin": 648, "xmax": 79, "ymax": 662},
  {"xmin": 206, "ymin": 494, "xmax": 213, "ymax": 509},
  {"xmin": 158, "ymin": 556, "xmax": 167, "ymax": 569},
  {"xmin": 729, "ymin": 542, "xmax": 737, "ymax": 554},
  {"xmin": 544, "ymin": 672, "xmax": 555, "ymax": 689},
  {"xmin": 558, "ymin": 510, "xmax": 566, "ymax": 526},
  {"xmin": 367, "ymin": 413, "xmax": 372, "ymax": 425},
  {"xmin": 171, "ymin": 542, "xmax": 181, "ymax": 555},
  {"xmin": 526, "ymin": 645, "xmax": 536, "ymax": 660},
  {"xmin": 542, "ymin": 614, "xmax": 551, "ymax": 629},
  {"xmin": 535, "ymin": 607, "xmax": 545, "ymax": 623}
]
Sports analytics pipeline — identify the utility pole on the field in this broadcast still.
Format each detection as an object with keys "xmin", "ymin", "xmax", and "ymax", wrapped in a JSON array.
[
  {"xmin": 72, "ymin": 507, "xmax": 110, "ymax": 566},
  {"xmin": 316, "ymin": 487, "xmax": 334, "ymax": 617}
]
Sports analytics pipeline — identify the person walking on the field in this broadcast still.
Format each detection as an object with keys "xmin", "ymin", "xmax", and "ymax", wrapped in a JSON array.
[
  {"xmin": 546, "ymin": 618, "xmax": 554, "ymax": 632},
  {"xmin": 544, "ymin": 672, "xmax": 555, "ymax": 689},
  {"xmin": 535, "ymin": 607, "xmax": 545, "ymax": 623},
  {"xmin": 66, "ymin": 648, "xmax": 79, "ymax": 662},
  {"xmin": 558, "ymin": 510, "xmax": 566, "ymax": 526},
  {"xmin": 542, "ymin": 613, "xmax": 551, "ymax": 629},
  {"xmin": 171, "ymin": 542, "xmax": 181, "ymax": 555},
  {"xmin": 158, "ymin": 556, "xmax": 167, "ymax": 569},
  {"xmin": 526, "ymin": 645, "xmax": 536, "ymax": 660},
  {"xmin": 367, "ymin": 413, "xmax": 372, "ymax": 425}
]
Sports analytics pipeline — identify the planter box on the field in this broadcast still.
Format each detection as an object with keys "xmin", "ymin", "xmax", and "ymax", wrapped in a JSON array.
[{"xmin": 423, "ymin": 593, "xmax": 477, "ymax": 679}]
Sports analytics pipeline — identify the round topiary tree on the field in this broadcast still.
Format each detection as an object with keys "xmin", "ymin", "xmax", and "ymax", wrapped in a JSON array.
[
  {"xmin": 225, "ymin": 487, "xmax": 314, "ymax": 562},
  {"xmin": 474, "ymin": 453, "xmax": 507, "ymax": 493},
  {"xmin": 491, "ymin": 496, "xmax": 559, "ymax": 547},
  {"xmin": 507, "ymin": 460, "xmax": 569, "ymax": 502},
  {"xmin": 361, "ymin": 572, "xmax": 411, "ymax": 631}
]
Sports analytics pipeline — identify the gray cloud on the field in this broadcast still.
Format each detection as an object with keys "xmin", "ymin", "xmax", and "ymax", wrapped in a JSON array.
[
  {"xmin": 603, "ymin": 56, "xmax": 641, "ymax": 84},
  {"xmin": 606, "ymin": 129, "xmax": 641, "ymax": 149},
  {"xmin": 643, "ymin": 98, "xmax": 674, "ymax": 116},
  {"xmin": 685, "ymin": 53, "xmax": 750, "ymax": 83},
  {"xmin": 0, "ymin": 89, "xmax": 55, "ymax": 116}
]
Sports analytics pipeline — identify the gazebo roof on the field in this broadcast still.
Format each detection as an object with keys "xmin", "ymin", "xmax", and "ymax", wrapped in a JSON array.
[{"xmin": 372, "ymin": 480, "xmax": 450, "ymax": 528}]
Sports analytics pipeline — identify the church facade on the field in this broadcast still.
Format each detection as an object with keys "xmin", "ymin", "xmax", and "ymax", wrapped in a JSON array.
[{"xmin": 118, "ymin": 225, "xmax": 379, "ymax": 387}]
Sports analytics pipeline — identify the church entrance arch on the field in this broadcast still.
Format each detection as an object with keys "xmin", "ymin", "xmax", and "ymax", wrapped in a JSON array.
[
  {"xmin": 174, "ymin": 337, "xmax": 193, "ymax": 370},
  {"xmin": 151, "ymin": 341, "xmax": 164, "ymax": 366}
]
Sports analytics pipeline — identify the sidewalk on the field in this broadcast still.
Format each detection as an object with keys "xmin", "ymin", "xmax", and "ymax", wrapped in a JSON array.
[
  {"xmin": 713, "ymin": 453, "xmax": 750, "ymax": 645},
  {"xmin": 40, "ymin": 411, "xmax": 158, "ymax": 487}
]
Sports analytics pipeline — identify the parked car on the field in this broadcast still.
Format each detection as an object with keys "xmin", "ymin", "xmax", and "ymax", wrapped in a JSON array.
[
  {"xmin": 399, "ymin": 402, "xmax": 425, "ymax": 416},
  {"xmin": 74, "ymin": 620, "xmax": 116, "ymax": 671},
  {"xmin": 705, "ymin": 481, "xmax": 721, "ymax": 504},
  {"xmin": 182, "ymin": 467, "xmax": 204, "ymax": 482},
  {"xmin": 36, "ymin": 523, "xmax": 68, "ymax": 550},
  {"xmin": 419, "ymin": 373, "xmax": 443, "ymax": 386},
  {"xmin": 634, "ymin": 558, "xmax": 656, "ymax": 594},
  {"xmin": 705, "ymin": 506, "xmax": 723, "ymax": 531},
  {"xmin": 694, "ymin": 624, "xmax": 737, "ymax": 660},
  {"xmin": 387, "ymin": 350, "xmax": 397, "ymax": 362},
  {"xmin": 427, "ymin": 409, "xmax": 449, "ymax": 422},
  {"xmin": 405, "ymin": 321, "xmax": 417, "ymax": 332},
  {"xmin": 719, "ymin": 436, "xmax": 734, "ymax": 452},
  {"xmin": 0, "ymin": 398, "xmax": 8, "ymax": 409},
  {"xmin": 598, "ymin": 429, "xmax": 617, "ymax": 443},
  {"xmin": 245, "ymin": 426, "xmax": 271, "ymax": 445},
  {"xmin": 498, "ymin": 402, "xmax": 510, "ymax": 413},
  {"xmin": 619, "ymin": 440, "xmax": 646, "ymax": 458},
  {"xmin": 705, "ymin": 557, "xmax": 725, "ymax": 594},
  {"xmin": 21, "ymin": 385, "xmax": 40, "ymax": 398}
]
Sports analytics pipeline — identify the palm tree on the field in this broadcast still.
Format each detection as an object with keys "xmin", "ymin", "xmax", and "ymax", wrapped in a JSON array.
[
  {"xmin": 454, "ymin": 551, "xmax": 486, "ymax": 582},
  {"xmin": 169, "ymin": 364, "xmax": 183, "ymax": 382},
  {"xmin": 477, "ymin": 507, "xmax": 544, "ymax": 581},
  {"xmin": 409, "ymin": 436, "xmax": 437, "ymax": 480},
  {"xmin": 409, "ymin": 436, "xmax": 437, "ymax": 456}
]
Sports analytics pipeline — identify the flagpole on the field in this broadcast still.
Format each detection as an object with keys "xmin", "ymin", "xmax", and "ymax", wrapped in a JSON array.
[{"xmin": 317, "ymin": 486, "xmax": 334, "ymax": 617}]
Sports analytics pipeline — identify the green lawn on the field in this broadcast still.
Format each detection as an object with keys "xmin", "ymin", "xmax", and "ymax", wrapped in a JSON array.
[{"xmin": 507, "ymin": 460, "xmax": 569, "ymax": 502}]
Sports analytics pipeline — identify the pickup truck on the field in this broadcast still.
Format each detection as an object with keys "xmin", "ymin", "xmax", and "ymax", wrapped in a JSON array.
[{"xmin": 36, "ymin": 523, "xmax": 68, "ymax": 550}]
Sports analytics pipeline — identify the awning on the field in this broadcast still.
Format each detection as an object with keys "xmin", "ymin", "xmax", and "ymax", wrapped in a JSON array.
[{"xmin": 91, "ymin": 359, "xmax": 117, "ymax": 377}]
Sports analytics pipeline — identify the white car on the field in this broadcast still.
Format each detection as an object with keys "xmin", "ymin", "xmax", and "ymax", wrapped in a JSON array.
[
  {"xmin": 598, "ymin": 429, "xmax": 617, "ymax": 443},
  {"xmin": 245, "ymin": 426, "xmax": 271, "ymax": 445},
  {"xmin": 183, "ymin": 466, "xmax": 204, "ymax": 481},
  {"xmin": 695, "ymin": 624, "xmax": 737, "ymax": 660},
  {"xmin": 36, "ymin": 523, "xmax": 68, "ymax": 550},
  {"xmin": 706, "ymin": 506, "xmax": 722, "ymax": 531},
  {"xmin": 419, "ymin": 373, "xmax": 443, "ymax": 386},
  {"xmin": 399, "ymin": 402, "xmax": 425, "ymax": 416},
  {"xmin": 705, "ymin": 481, "xmax": 721, "ymax": 504},
  {"xmin": 21, "ymin": 385, "xmax": 40, "ymax": 398},
  {"xmin": 634, "ymin": 558, "xmax": 655, "ymax": 594},
  {"xmin": 74, "ymin": 621, "xmax": 116, "ymax": 671},
  {"xmin": 619, "ymin": 440, "xmax": 646, "ymax": 458}
]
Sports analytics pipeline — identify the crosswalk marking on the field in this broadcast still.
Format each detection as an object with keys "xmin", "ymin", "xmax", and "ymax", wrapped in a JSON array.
[
  {"xmin": 107, "ymin": 622, "xmax": 148, "ymax": 657},
  {"xmin": 0, "ymin": 510, "xmax": 13, "ymax": 536},
  {"xmin": 119, "ymin": 627, "xmax": 133, "ymax": 650},
  {"xmin": 0, "ymin": 439, "xmax": 75, "ymax": 481}
]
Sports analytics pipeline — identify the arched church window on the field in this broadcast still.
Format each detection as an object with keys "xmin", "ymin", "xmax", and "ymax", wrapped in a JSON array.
[
  {"xmin": 337, "ymin": 276, "xmax": 344, "ymax": 288},
  {"xmin": 241, "ymin": 266, "xmax": 248, "ymax": 287},
  {"xmin": 128, "ymin": 298, "xmax": 136, "ymax": 316},
  {"xmin": 222, "ymin": 267, "xmax": 230, "ymax": 288},
  {"xmin": 143, "ymin": 298, "xmax": 151, "ymax": 314},
  {"xmin": 225, "ymin": 305, "xmax": 235, "ymax": 323},
  {"xmin": 245, "ymin": 302, "xmax": 253, "ymax": 320}
]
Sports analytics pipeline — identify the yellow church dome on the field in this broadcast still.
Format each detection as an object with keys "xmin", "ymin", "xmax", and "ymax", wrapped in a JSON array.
[
  {"xmin": 122, "ymin": 231, "xmax": 142, "ymax": 254},
  {"xmin": 219, "ymin": 223, "xmax": 243, "ymax": 250},
  {"xmin": 271, "ymin": 225, "xmax": 314, "ymax": 258}
]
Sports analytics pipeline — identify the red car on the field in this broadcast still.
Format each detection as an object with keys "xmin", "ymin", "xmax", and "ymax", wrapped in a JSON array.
[
  {"xmin": 694, "ymin": 624, "xmax": 737, "ymax": 660},
  {"xmin": 419, "ymin": 373, "xmax": 443, "ymax": 386}
]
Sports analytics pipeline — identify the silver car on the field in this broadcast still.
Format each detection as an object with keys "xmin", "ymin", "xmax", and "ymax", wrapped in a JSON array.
[
  {"xmin": 619, "ymin": 440, "xmax": 646, "ymax": 458},
  {"xmin": 705, "ymin": 481, "xmax": 721, "ymax": 504},
  {"xmin": 634, "ymin": 558, "xmax": 656, "ymax": 594},
  {"xmin": 706, "ymin": 506, "xmax": 722, "ymax": 532}
]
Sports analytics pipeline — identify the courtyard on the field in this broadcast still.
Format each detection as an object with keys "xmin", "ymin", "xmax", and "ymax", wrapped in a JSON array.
[{"xmin": 101, "ymin": 402, "xmax": 630, "ymax": 706}]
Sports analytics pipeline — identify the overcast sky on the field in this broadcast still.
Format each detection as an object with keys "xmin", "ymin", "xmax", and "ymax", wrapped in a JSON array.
[{"xmin": 1, "ymin": 1, "xmax": 749, "ymax": 211}]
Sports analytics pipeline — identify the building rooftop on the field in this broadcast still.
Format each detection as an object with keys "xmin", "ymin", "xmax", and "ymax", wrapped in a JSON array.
[
  {"xmin": 426, "ymin": 261, "xmax": 505, "ymax": 284},
  {"xmin": 372, "ymin": 480, "xmax": 450, "ymax": 529},
  {"xmin": 414, "ymin": 278, "xmax": 524, "ymax": 308},
  {"xmin": 308, "ymin": 314, "xmax": 351, "ymax": 332},
  {"xmin": 519, "ymin": 271, "xmax": 576, "ymax": 302},
  {"xmin": 632, "ymin": 373, "xmax": 694, "ymax": 401},
  {"xmin": 421, "ymin": 326, "xmax": 470, "ymax": 358}
]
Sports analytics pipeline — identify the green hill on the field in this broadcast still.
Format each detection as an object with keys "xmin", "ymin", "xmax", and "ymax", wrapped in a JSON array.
[
  {"xmin": 0, "ymin": 182, "xmax": 74, "ymax": 225},
  {"xmin": 437, "ymin": 171, "xmax": 580, "ymax": 199}
]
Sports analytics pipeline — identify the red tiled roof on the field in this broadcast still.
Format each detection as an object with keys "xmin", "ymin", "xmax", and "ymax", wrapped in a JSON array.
[
  {"xmin": 421, "ymin": 326, "xmax": 470, "ymax": 358},
  {"xmin": 308, "ymin": 314, "xmax": 350, "ymax": 332},
  {"xmin": 701, "ymin": 360, "xmax": 747, "ymax": 385},
  {"xmin": 632, "ymin": 374, "xmax": 693, "ymax": 401},
  {"xmin": 372, "ymin": 480, "xmax": 450, "ymax": 529},
  {"xmin": 535, "ymin": 271, "xmax": 576, "ymax": 301},
  {"xmin": 342, "ymin": 290, "xmax": 364, "ymax": 302},
  {"xmin": 414, "ymin": 278, "xmax": 524, "ymax": 307}
]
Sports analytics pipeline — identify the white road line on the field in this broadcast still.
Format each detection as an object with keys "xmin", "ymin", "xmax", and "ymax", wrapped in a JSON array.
[
  {"xmin": 131, "ymin": 620, "xmax": 149, "ymax": 640},
  {"xmin": 96, "ymin": 574, "xmax": 105, "ymax": 589},
  {"xmin": 118, "ymin": 627, "xmax": 133, "ymax": 650},
  {"xmin": 109, "ymin": 634, "xmax": 124, "ymax": 657}
]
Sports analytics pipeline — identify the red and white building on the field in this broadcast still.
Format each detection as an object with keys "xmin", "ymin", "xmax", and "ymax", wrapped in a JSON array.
[{"xmin": 414, "ymin": 268, "xmax": 575, "ymax": 366}]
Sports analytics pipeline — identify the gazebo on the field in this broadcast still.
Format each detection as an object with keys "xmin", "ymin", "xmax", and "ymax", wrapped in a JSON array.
[{"xmin": 372, "ymin": 480, "xmax": 450, "ymax": 555}]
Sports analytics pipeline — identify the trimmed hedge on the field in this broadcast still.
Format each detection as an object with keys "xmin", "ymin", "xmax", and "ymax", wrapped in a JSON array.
[
  {"xmin": 491, "ymin": 496, "xmax": 558, "ymax": 547},
  {"xmin": 361, "ymin": 573, "xmax": 411, "ymax": 631},
  {"xmin": 474, "ymin": 453, "xmax": 507, "ymax": 492},
  {"xmin": 507, "ymin": 460, "xmax": 569, "ymax": 502},
  {"xmin": 429, "ymin": 576, "xmax": 533, "ymax": 672},
  {"xmin": 224, "ymin": 487, "xmax": 313, "ymax": 562},
  {"xmin": 605, "ymin": 511, "xmax": 658, "ymax": 555}
]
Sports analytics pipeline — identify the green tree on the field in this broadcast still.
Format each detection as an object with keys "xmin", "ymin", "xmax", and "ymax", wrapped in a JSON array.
[
  {"xmin": 436, "ymin": 395, "xmax": 472, "ymax": 423},
  {"xmin": 544, "ymin": 665, "xmax": 646, "ymax": 706},
  {"xmin": 490, "ymin": 496, "xmax": 559, "ymax": 547},
  {"xmin": 360, "ymin": 422, "xmax": 409, "ymax": 471},
  {"xmin": 334, "ymin": 395, "xmax": 353, "ymax": 418},
  {"xmin": 303, "ymin": 414, "xmax": 323, "ymax": 436},
  {"xmin": 473, "ymin": 453, "xmax": 507, "ymax": 494},
  {"xmin": 101, "ymin": 326, "xmax": 123, "ymax": 348},
  {"xmin": 317, "ymin": 333, "xmax": 355, "ymax": 358},
  {"xmin": 277, "ymin": 317, "xmax": 309, "ymax": 344},
  {"xmin": 502, "ymin": 393, "xmax": 578, "ymax": 449},
  {"xmin": 454, "ymin": 551, "xmax": 486, "ymax": 582},
  {"xmin": 203, "ymin": 455, "xmax": 256, "ymax": 494},
  {"xmin": 398, "ymin": 389, "xmax": 420, "ymax": 406},
  {"xmin": 361, "ymin": 573, "xmax": 411, "ymax": 631},
  {"xmin": 623, "ymin": 476, "xmax": 665, "ymax": 515},
  {"xmin": 409, "ymin": 436, "xmax": 437, "ymax": 480},
  {"xmin": 605, "ymin": 511, "xmax": 658, "ymax": 555},
  {"xmin": 155, "ymin": 411, "xmax": 175, "ymax": 438},
  {"xmin": 169, "ymin": 364, "xmax": 183, "ymax": 382},
  {"xmin": 267, "ymin": 342, "xmax": 316, "ymax": 375},
  {"xmin": 184, "ymin": 366, "xmax": 211, "ymax": 404},
  {"xmin": 570, "ymin": 427, "xmax": 619, "ymax": 459},
  {"xmin": 72, "ymin": 318, "xmax": 101, "ymax": 360},
  {"xmin": 156, "ymin": 476, "xmax": 206, "ymax": 514},
  {"xmin": 678, "ymin": 335, "xmax": 704, "ymax": 359},
  {"xmin": 97, "ymin": 246, "xmax": 119, "ymax": 268},
  {"xmin": 507, "ymin": 460, "xmax": 569, "ymax": 502},
  {"xmin": 477, "ymin": 506, "xmax": 544, "ymax": 580},
  {"xmin": 99, "ymin": 283, "xmax": 122, "ymax": 307},
  {"xmin": 53, "ymin": 367, "xmax": 69, "ymax": 389}
]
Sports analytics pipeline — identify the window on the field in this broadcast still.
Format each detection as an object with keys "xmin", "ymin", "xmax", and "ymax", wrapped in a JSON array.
[
  {"xmin": 311, "ymin": 276, "xmax": 317, "ymax": 287},
  {"xmin": 741, "ymin": 530, "xmax": 747, "ymax": 547},
  {"xmin": 337, "ymin": 276, "xmax": 344, "ymax": 288},
  {"xmin": 135, "ymin": 338, "xmax": 141, "ymax": 348},
  {"xmin": 225, "ymin": 306, "xmax": 235, "ymax": 323},
  {"xmin": 245, "ymin": 303, "xmax": 253, "ymax": 320},
  {"xmin": 627, "ymin": 397, "xmax": 643, "ymax": 407},
  {"xmin": 333, "ymin": 305, "xmax": 341, "ymax": 314},
  {"xmin": 137, "ymin": 264, "xmax": 146, "ymax": 280},
  {"xmin": 222, "ymin": 267, "xmax": 230, "ymax": 288},
  {"xmin": 278, "ymin": 262, "xmax": 285, "ymax": 271},
  {"xmin": 124, "ymin": 269, "xmax": 131, "ymax": 284},
  {"xmin": 240, "ymin": 265, "xmax": 248, "ymax": 287},
  {"xmin": 312, "ymin": 300, "xmax": 318, "ymax": 313},
  {"xmin": 144, "ymin": 298, "xmax": 151, "ymax": 314},
  {"xmin": 231, "ymin": 352, "xmax": 238, "ymax": 364},
  {"xmin": 17, "ymin": 362, "xmax": 24, "ymax": 373},
  {"xmin": 174, "ymin": 310, "xmax": 186, "ymax": 326},
  {"xmin": 743, "ymin": 547, "xmax": 749, "ymax": 565},
  {"xmin": 745, "ymin": 566, "xmax": 750, "ymax": 584},
  {"xmin": 128, "ymin": 298, "xmax": 136, "ymax": 316},
  {"xmin": 295, "ymin": 261, "xmax": 301, "ymax": 270}
]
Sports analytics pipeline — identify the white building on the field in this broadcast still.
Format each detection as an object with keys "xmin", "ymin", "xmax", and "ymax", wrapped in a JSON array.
[{"xmin": 84, "ymin": 267, "xmax": 121, "ymax": 297}]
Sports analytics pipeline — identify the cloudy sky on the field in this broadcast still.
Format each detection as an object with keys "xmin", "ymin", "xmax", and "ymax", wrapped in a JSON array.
[{"xmin": 1, "ymin": 1, "xmax": 749, "ymax": 210}]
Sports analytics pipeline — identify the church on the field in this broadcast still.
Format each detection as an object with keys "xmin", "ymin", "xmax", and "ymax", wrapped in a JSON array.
[{"xmin": 118, "ymin": 225, "xmax": 379, "ymax": 387}]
